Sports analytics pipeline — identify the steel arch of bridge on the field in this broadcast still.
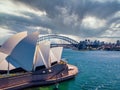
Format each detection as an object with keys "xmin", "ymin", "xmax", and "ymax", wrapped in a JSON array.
[{"xmin": 38, "ymin": 34, "xmax": 79, "ymax": 45}]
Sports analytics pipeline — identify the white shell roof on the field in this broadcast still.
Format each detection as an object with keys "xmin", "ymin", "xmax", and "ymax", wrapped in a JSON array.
[
  {"xmin": 38, "ymin": 41, "xmax": 50, "ymax": 68},
  {"xmin": 50, "ymin": 47, "xmax": 63, "ymax": 63},
  {"xmin": 0, "ymin": 52, "xmax": 15, "ymax": 70},
  {"xmin": 6, "ymin": 32, "xmax": 39, "ymax": 71},
  {"xmin": 0, "ymin": 31, "xmax": 27, "ymax": 54}
]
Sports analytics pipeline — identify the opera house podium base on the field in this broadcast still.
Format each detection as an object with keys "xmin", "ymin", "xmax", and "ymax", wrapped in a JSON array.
[{"xmin": 0, "ymin": 63, "xmax": 78, "ymax": 90}]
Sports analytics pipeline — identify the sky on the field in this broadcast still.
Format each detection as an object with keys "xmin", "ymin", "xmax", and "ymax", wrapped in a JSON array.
[{"xmin": 0, "ymin": 0, "xmax": 120, "ymax": 44}]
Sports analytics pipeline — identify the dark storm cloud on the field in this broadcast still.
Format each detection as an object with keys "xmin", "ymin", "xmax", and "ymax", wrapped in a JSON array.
[
  {"xmin": 14, "ymin": 0, "xmax": 64, "ymax": 18},
  {"xmin": 0, "ymin": 12, "xmax": 54, "ymax": 33},
  {"xmin": 14, "ymin": 0, "xmax": 120, "ymax": 18},
  {"xmin": 1, "ymin": 0, "xmax": 120, "ymax": 38}
]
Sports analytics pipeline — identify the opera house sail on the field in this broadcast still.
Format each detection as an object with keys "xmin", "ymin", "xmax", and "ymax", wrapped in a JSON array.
[{"xmin": 0, "ymin": 31, "xmax": 78, "ymax": 90}]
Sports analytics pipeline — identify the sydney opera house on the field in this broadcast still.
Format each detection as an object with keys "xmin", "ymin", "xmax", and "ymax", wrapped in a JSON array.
[{"xmin": 0, "ymin": 31, "xmax": 78, "ymax": 90}]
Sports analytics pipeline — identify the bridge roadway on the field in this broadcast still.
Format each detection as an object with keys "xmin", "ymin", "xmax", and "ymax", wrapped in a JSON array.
[{"xmin": 51, "ymin": 44, "xmax": 78, "ymax": 49}]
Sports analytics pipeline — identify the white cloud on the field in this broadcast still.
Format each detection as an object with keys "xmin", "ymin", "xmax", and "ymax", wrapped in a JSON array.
[
  {"xmin": 113, "ymin": 11, "xmax": 120, "ymax": 18},
  {"xmin": 35, "ymin": 26, "xmax": 52, "ymax": 34},
  {"xmin": 0, "ymin": 0, "xmax": 46, "ymax": 18},
  {"xmin": 101, "ymin": 26, "xmax": 120, "ymax": 38},
  {"xmin": 92, "ymin": 0, "xmax": 120, "ymax": 3},
  {"xmin": 0, "ymin": 27, "xmax": 16, "ymax": 44},
  {"xmin": 81, "ymin": 16, "xmax": 106, "ymax": 29}
]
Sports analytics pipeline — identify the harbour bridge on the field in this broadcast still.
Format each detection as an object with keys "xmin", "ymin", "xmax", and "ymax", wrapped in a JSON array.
[{"xmin": 38, "ymin": 34, "xmax": 79, "ymax": 49}]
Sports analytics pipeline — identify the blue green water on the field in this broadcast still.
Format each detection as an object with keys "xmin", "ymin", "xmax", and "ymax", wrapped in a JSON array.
[{"xmin": 28, "ymin": 49, "xmax": 120, "ymax": 90}]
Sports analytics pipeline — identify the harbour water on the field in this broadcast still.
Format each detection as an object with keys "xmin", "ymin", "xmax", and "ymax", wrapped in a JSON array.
[{"xmin": 27, "ymin": 49, "xmax": 120, "ymax": 90}]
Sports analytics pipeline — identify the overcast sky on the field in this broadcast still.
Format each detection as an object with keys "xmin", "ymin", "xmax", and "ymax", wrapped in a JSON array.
[{"xmin": 0, "ymin": 0, "xmax": 120, "ymax": 44}]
